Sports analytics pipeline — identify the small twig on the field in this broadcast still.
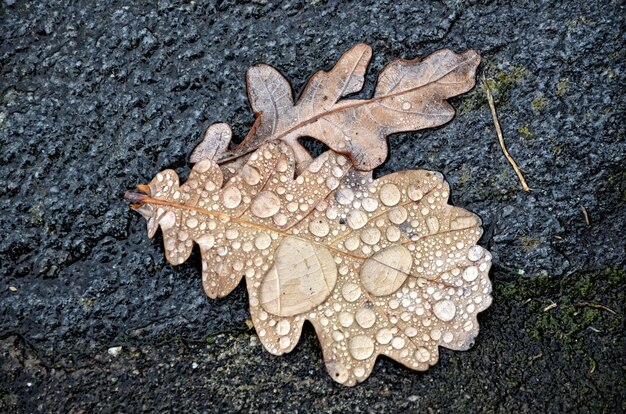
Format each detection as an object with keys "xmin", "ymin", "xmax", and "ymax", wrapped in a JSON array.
[
  {"xmin": 529, "ymin": 351, "xmax": 543, "ymax": 363},
  {"xmin": 482, "ymin": 75, "xmax": 531, "ymax": 192},
  {"xmin": 581, "ymin": 206, "xmax": 590, "ymax": 226},
  {"xmin": 576, "ymin": 301, "xmax": 616, "ymax": 315},
  {"xmin": 543, "ymin": 302, "xmax": 557, "ymax": 312}
]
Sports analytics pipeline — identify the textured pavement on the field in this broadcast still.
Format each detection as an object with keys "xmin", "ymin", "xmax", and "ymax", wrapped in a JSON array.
[{"xmin": 1, "ymin": 0, "xmax": 625, "ymax": 412}]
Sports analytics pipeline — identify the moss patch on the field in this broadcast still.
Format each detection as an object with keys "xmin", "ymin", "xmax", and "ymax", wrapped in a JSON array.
[
  {"xmin": 457, "ymin": 63, "xmax": 529, "ymax": 114},
  {"xmin": 517, "ymin": 124, "xmax": 534, "ymax": 140},
  {"xmin": 531, "ymin": 95, "xmax": 548, "ymax": 113},
  {"xmin": 556, "ymin": 79, "xmax": 570, "ymax": 97},
  {"xmin": 499, "ymin": 268, "xmax": 625, "ymax": 342},
  {"xmin": 519, "ymin": 235, "xmax": 542, "ymax": 250}
]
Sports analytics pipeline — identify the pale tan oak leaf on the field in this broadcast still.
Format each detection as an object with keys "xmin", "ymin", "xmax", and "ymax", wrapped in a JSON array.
[{"xmin": 127, "ymin": 142, "xmax": 492, "ymax": 386}]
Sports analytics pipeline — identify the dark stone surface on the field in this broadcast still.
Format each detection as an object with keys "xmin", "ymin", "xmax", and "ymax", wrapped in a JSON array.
[{"xmin": 1, "ymin": 0, "xmax": 624, "ymax": 412}]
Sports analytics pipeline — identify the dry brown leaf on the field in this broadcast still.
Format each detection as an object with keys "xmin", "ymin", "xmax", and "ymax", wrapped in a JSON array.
[
  {"xmin": 126, "ymin": 43, "xmax": 491, "ymax": 386},
  {"xmin": 127, "ymin": 142, "xmax": 492, "ymax": 386},
  {"xmin": 197, "ymin": 43, "xmax": 480, "ymax": 171},
  {"xmin": 190, "ymin": 123, "xmax": 232, "ymax": 164}
]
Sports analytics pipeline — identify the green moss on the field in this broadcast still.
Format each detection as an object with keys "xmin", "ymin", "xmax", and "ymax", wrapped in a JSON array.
[
  {"xmin": 457, "ymin": 164, "xmax": 472, "ymax": 187},
  {"xmin": 499, "ymin": 273, "xmax": 553, "ymax": 301},
  {"xmin": 519, "ymin": 235, "xmax": 542, "ymax": 250},
  {"xmin": 486, "ymin": 65, "xmax": 529, "ymax": 106},
  {"xmin": 81, "ymin": 297, "xmax": 96, "ymax": 312},
  {"xmin": 499, "ymin": 269, "xmax": 625, "ymax": 344},
  {"xmin": 491, "ymin": 66, "xmax": 529, "ymax": 89},
  {"xmin": 457, "ymin": 63, "xmax": 529, "ymax": 114},
  {"xmin": 556, "ymin": 79, "xmax": 570, "ymax": 97},
  {"xmin": 579, "ymin": 16, "xmax": 596, "ymax": 26},
  {"xmin": 577, "ymin": 275, "xmax": 595, "ymax": 297},
  {"xmin": 566, "ymin": 16, "xmax": 597, "ymax": 30},
  {"xmin": 456, "ymin": 85, "xmax": 487, "ymax": 115},
  {"xmin": 517, "ymin": 124, "xmax": 534, "ymax": 140},
  {"xmin": 531, "ymin": 96, "xmax": 548, "ymax": 112}
]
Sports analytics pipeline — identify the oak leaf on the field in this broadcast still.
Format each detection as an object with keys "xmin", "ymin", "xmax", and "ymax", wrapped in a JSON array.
[
  {"xmin": 127, "ymin": 141, "xmax": 492, "ymax": 386},
  {"xmin": 194, "ymin": 43, "xmax": 481, "ymax": 171},
  {"xmin": 126, "ymin": 44, "xmax": 492, "ymax": 386}
]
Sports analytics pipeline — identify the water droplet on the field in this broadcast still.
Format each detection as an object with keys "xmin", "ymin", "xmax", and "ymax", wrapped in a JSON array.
[
  {"xmin": 386, "ymin": 226, "xmax": 401, "ymax": 242},
  {"xmin": 326, "ymin": 207, "xmax": 338, "ymax": 220},
  {"xmin": 468, "ymin": 246, "xmax": 484, "ymax": 261},
  {"xmin": 347, "ymin": 210, "xmax": 368, "ymax": 230},
  {"xmin": 341, "ymin": 282, "xmax": 361, "ymax": 302},
  {"xmin": 326, "ymin": 360, "xmax": 349, "ymax": 383},
  {"xmin": 430, "ymin": 328, "xmax": 442, "ymax": 341},
  {"xmin": 222, "ymin": 187, "xmax": 242, "ymax": 209},
  {"xmin": 276, "ymin": 158, "xmax": 289, "ymax": 172},
  {"xmin": 344, "ymin": 236, "xmax": 360, "ymax": 251},
  {"xmin": 362, "ymin": 197, "xmax": 378, "ymax": 212},
  {"xmin": 186, "ymin": 217, "xmax": 198, "ymax": 228},
  {"xmin": 355, "ymin": 308, "xmax": 376, "ymax": 328},
  {"xmin": 407, "ymin": 185, "xmax": 423, "ymax": 201},
  {"xmin": 159, "ymin": 211, "xmax": 176, "ymax": 230},
  {"xmin": 414, "ymin": 347, "xmax": 430, "ymax": 362},
  {"xmin": 374, "ymin": 329, "xmax": 393, "ymax": 346},
  {"xmin": 251, "ymin": 191, "xmax": 281, "ymax": 218},
  {"xmin": 268, "ymin": 214, "xmax": 284, "ymax": 227},
  {"xmin": 241, "ymin": 165, "xmax": 261, "ymax": 185},
  {"xmin": 225, "ymin": 229, "xmax": 239, "ymax": 240},
  {"xmin": 276, "ymin": 320, "xmax": 291, "ymax": 335},
  {"xmin": 433, "ymin": 300, "xmax": 456, "ymax": 322},
  {"xmin": 335, "ymin": 188, "xmax": 354, "ymax": 205},
  {"xmin": 259, "ymin": 237, "xmax": 337, "ymax": 317},
  {"xmin": 332, "ymin": 330, "xmax": 344, "ymax": 341},
  {"xmin": 360, "ymin": 245, "xmax": 412, "ymax": 296},
  {"xmin": 391, "ymin": 336, "xmax": 405, "ymax": 349},
  {"xmin": 463, "ymin": 266, "xmax": 478, "ymax": 282},
  {"xmin": 196, "ymin": 234, "xmax": 215, "ymax": 250},
  {"xmin": 405, "ymin": 326, "xmax": 417, "ymax": 337},
  {"xmin": 338, "ymin": 312, "xmax": 354, "ymax": 327},
  {"xmin": 379, "ymin": 183, "xmax": 401, "ymax": 206},
  {"xmin": 388, "ymin": 206, "xmax": 408, "ymax": 225},
  {"xmin": 349, "ymin": 335, "xmax": 375, "ymax": 360},
  {"xmin": 309, "ymin": 219, "xmax": 330, "ymax": 237},
  {"xmin": 360, "ymin": 228, "xmax": 381, "ymax": 245},
  {"xmin": 326, "ymin": 176, "xmax": 339, "ymax": 190},
  {"xmin": 254, "ymin": 233, "xmax": 272, "ymax": 250}
]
